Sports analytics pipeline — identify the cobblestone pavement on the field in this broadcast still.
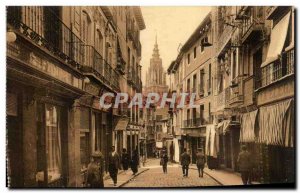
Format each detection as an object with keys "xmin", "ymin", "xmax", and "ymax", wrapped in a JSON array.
[{"xmin": 122, "ymin": 159, "xmax": 221, "ymax": 187}]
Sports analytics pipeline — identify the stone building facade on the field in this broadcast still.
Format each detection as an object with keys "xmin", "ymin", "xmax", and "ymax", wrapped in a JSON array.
[
  {"xmin": 6, "ymin": 6, "xmax": 145, "ymax": 187},
  {"xmin": 168, "ymin": 6, "xmax": 294, "ymax": 183}
]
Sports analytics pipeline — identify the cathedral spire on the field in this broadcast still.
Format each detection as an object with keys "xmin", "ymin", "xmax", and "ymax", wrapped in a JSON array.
[{"xmin": 152, "ymin": 34, "xmax": 160, "ymax": 58}]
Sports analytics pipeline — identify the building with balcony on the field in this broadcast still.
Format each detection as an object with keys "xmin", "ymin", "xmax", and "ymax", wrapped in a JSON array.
[
  {"xmin": 167, "ymin": 6, "xmax": 295, "ymax": 184},
  {"xmin": 167, "ymin": 13, "xmax": 214, "ymax": 164},
  {"xmin": 6, "ymin": 6, "xmax": 145, "ymax": 188}
]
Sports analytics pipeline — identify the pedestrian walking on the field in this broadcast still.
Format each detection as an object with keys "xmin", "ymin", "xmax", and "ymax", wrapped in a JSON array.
[
  {"xmin": 180, "ymin": 148, "xmax": 191, "ymax": 177},
  {"xmin": 108, "ymin": 146, "xmax": 120, "ymax": 186},
  {"xmin": 121, "ymin": 148, "xmax": 130, "ymax": 173},
  {"xmin": 131, "ymin": 149, "xmax": 139, "ymax": 175},
  {"xmin": 237, "ymin": 145, "xmax": 253, "ymax": 185},
  {"xmin": 86, "ymin": 151, "xmax": 104, "ymax": 188},
  {"xmin": 160, "ymin": 150, "xmax": 168, "ymax": 174},
  {"xmin": 196, "ymin": 148, "xmax": 205, "ymax": 177}
]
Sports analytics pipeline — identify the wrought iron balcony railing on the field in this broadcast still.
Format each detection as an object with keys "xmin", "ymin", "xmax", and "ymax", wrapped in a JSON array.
[
  {"xmin": 257, "ymin": 48, "xmax": 294, "ymax": 88},
  {"xmin": 7, "ymin": 7, "xmax": 119, "ymax": 91},
  {"xmin": 183, "ymin": 118, "xmax": 208, "ymax": 128}
]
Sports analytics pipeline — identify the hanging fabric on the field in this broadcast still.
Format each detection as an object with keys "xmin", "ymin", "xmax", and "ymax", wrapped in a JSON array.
[{"xmin": 240, "ymin": 110, "xmax": 258, "ymax": 142}]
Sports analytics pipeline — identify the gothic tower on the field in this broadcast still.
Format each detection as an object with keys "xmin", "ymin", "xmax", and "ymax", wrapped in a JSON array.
[{"xmin": 144, "ymin": 36, "xmax": 168, "ymax": 94}]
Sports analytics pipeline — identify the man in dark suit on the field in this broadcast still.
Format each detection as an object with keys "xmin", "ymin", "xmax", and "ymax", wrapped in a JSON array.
[
  {"xmin": 108, "ymin": 146, "xmax": 120, "ymax": 186},
  {"xmin": 180, "ymin": 148, "xmax": 191, "ymax": 177},
  {"xmin": 237, "ymin": 145, "xmax": 253, "ymax": 185},
  {"xmin": 196, "ymin": 148, "xmax": 205, "ymax": 177}
]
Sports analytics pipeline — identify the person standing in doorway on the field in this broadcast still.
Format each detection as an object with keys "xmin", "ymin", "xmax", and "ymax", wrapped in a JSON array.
[
  {"xmin": 86, "ymin": 151, "xmax": 104, "ymax": 188},
  {"xmin": 180, "ymin": 148, "xmax": 191, "ymax": 177},
  {"xmin": 121, "ymin": 148, "xmax": 130, "ymax": 174},
  {"xmin": 237, "ymin": 145, "xmax": 253, "ymax": 185},
  {"xmin": 161, "ymin": 150, "xmax": 168, "ymax": 174},
  {"xmin": 108, "ymin": 146, "xmax": 120, "ymax": 186},
  {"xmin": 196, "ymin": 148, "xmax": 205, "ymax": 177}
]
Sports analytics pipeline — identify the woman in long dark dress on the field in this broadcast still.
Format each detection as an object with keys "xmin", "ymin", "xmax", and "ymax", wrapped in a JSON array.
[
  {"xmin": 131, "ymin": 149, "xmax": 139, "ymax": 175},
  {"xmin": 121, "ymin": 148, "xmax": 130, "ymax": 173}
]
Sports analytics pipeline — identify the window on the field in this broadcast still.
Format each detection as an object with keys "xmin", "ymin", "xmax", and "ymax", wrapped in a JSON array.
[
  {"xmin": 82, "ymin": 11, "xmax": 91, "ymax": 66},
  {"xmin": 208, "ymin": 63, "xmax": 212, "ymax": 94},
  {"xmin": 200, "ymin": 105, "xmax": 204, "ymax": 125},
  {"xmin": 187, "ymin": 54, "xmax": 190, "ymax": 64},
  {"xmin": 199, "ymin": 69, "xmax": 205, "ymax": 96},
  {"xmin": 193, "ymin": 74, "xmax": 197, "ymax": 93},
  {"xmin": 194, "ymin": 47, "xmax": 197, "ymax": 58},
  {"xmin": 232, "ymin": 49, "xmax": 237, "ymax": 80},
  {"xmin": 45, "ymin": 105, "xmax": 62, "ymax": 182},
  {"xmin": 96, "ymin": 30, "xmax": 104, "ymax": 56},
  {"xmin": 200, "ymin": 39, "xmax": 205, "ymax": 52},
  {"xmin": 187, "ymin": 78, "xmax": 190, "ymax": 92}
]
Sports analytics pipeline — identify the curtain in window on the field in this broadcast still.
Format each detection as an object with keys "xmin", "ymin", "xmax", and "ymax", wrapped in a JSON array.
[{"xmin": 46, "ymin": 105, "xmax": 62, "ymax": 182}]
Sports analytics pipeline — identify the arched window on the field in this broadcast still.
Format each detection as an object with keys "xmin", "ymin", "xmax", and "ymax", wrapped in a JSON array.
[
  {"xmin": 81, "ymin": 11, "xmax": 91, "ymax": 44},
  {"xmin": 82, "ymin": 11, "xmax": 92, "ymax": 66},
  {"xmin": 96, "ymin": 29, "xmax": 104, "ymax": 56}
]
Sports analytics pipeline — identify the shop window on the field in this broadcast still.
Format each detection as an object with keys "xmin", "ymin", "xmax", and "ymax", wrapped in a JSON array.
[
  {"xmin": 45, "ymin": 104, "xmax": 62, "ymax": 182},
  {"xmin": 80, "ymin": 132, "xmax": 90, "ymax": 171}
]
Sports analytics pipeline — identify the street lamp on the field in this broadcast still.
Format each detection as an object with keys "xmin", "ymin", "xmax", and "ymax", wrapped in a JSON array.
[{"xmin": 7, "ymin": 29, "xmax": 17, "ymax": 43}]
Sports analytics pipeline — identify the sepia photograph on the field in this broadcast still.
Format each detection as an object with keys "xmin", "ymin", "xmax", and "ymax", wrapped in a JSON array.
[{"xmin": 5, "ymin": 4, "xmax": 295, "ymax": 189}]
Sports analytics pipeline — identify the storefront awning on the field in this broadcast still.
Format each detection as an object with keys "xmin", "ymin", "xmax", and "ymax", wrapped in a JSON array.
[
  {"xmin": 240, "ymin": 110, "xmax": 258, "ymax": 143},
  {"xmin": 114, "ymin": 118, "xmax": 129, "ymax": 131},
  {"xmin": 261, "ymin": 11, "xmax": 291, "ymax": 68},
  {"xmin": 258, "ymin": 99, "xmax": 294, "ymax": 147},
  {"xmin": 217, "ymin": 120, "xmax": 238, "ymax": 134}
]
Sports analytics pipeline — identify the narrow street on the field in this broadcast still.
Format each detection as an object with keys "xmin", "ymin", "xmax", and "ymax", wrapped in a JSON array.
[{"xmin": 122, "ymin": 159, "xmax": 220, "ymax": 187}]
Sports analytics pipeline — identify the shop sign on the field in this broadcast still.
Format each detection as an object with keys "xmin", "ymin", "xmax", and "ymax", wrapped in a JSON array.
[{"xmin": 29, "ymin": 52, "xmax": 82, "ymax": 89}]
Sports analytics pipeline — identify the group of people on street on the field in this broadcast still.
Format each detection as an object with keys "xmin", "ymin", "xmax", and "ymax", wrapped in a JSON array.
[
  {"xmin": 161, "ymin": 145, "xmax": 252, "ymax": 185},
  {"xmin": 159, "ymin": 147, "xmax": 205, "ymax": 178},
  {"xmin": 85, "ymin": 146, "xmax": 140, "ymax": 187},
  {"xmin": 180, "ymin": 148, "xmax": 205, "ymax": 178}
]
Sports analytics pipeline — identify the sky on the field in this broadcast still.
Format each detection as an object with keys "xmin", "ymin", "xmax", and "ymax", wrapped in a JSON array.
[{"xmin": 140, "ymin": 6, "xmax": 211, "ymax": 86}]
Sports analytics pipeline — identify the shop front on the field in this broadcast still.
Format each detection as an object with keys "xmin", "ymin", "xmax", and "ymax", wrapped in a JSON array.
[
  {"xmin": 7, "ymin": 39, "xmax": 84, "ymax": 187},
  {"xmin": 182, "ymin": 126, "xmax": 206, "ymax": 164},
  {"xmin": 217, "ymin": 120, "xmax": 240, "ymax": 171}
]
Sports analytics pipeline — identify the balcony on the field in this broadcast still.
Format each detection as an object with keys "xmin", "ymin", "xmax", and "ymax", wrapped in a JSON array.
[
  {"xmin": 226, "ymin": 77, "xmax": 244, "ymax": 106},
  {"xmin": 241, "ymin": 7, "xmax": 265, "ymax": 43},
  {"xmin": 183, "ymin": 118, "xmax": 208, "ymax": 128},
  {"xmin": 80, "ymin": 45, "xmax": 119, "ymax": 91},
  {"xmin": 7, "ymin": 7, "xmax": 119, "ymax": 91},
  {"xmin": 216, "ymin": 25, "xmax": 232, "ymax": 56},
  {"xmin": 257, "ymin": 48, "xmax": 294, "ymax": 88},
  {"xmin": 7, "ymin": 7, "xmax": 84, "ymax": 68}
]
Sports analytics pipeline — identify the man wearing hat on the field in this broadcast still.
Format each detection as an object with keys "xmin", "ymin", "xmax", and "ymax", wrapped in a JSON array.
[
  {"xmin": 108, "ymin": 146, "xmax": 120, "ymax": 186},
  {"xmin": 237, "ymin": 145, "xmax": 253, "ymax": 185},
  {"xmin": 180, "ymin": 148, "xmax": 191, "ymax": 177},
  {"xmin": 196, "ymin": 148, "xmax": 205, "ymax": 177},
  {"xmin": 86, "ymin": 151, "xmax": 104, "ymax": 187}
]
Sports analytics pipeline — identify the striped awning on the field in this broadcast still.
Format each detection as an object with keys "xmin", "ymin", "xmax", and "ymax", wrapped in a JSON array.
[
  {"xmin": 258, "ymin": 99, "xmax": 294, "ymax": 147},
  {"xmin": 261, "ymin": 11, "xmax": 291, "ymax": 68},
  {"xmin": 240, "ymin": 110, "xmax": 258, "ymax": 143}
]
